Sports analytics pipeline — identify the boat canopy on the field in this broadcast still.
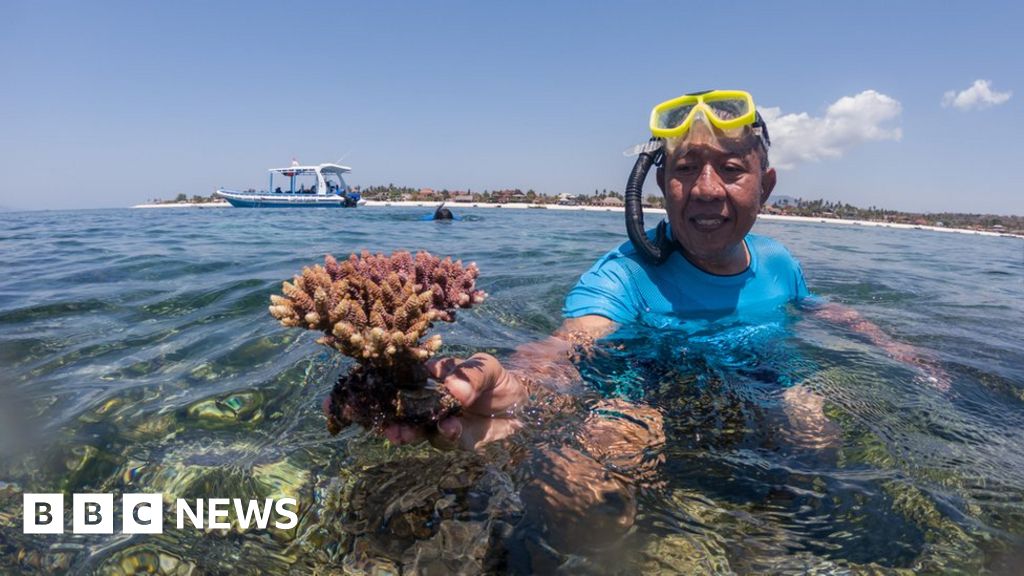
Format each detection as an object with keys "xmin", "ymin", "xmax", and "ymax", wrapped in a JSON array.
[
  {"xmin": 262, "ymin": 162, "xmax": 353, "ymax": 197},
  {"xmin": 268, "ymin": 163, "xmax": 351, "ymax": 175}
]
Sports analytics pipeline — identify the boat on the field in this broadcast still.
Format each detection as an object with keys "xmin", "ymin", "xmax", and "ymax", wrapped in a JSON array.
[{"xmin": 215, "ymin": 161, "xmax": 363, "ymax": 208}]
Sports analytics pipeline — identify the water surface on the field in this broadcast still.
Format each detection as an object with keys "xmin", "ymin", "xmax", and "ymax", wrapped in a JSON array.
[{"xmin": 0, "ymin": 207, "xmax": 1021, "ymax": 574}]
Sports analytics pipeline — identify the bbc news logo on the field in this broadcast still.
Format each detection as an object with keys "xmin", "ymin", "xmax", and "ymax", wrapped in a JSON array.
[{"xmin": 23, "ymin": 493, "xmax": 298, "ymax": 534}]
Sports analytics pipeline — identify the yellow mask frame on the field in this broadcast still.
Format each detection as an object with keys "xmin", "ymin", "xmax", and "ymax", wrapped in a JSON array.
[{"xmin": 649, "ymin": 90, "xmax": 757, "ymax": 139}]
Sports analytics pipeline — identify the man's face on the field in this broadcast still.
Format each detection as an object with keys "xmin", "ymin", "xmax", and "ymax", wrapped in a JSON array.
[{"xmin": 657, "ymin": 132, "xmax": 776, "ymax": 271}]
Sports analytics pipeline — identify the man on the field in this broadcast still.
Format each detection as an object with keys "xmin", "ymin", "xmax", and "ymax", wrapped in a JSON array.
[
  {"xmin": 376, "ymin": 89, "xmax": 943, "ymax": 452},
  {"xmin": 336, "ymin": 89, "xmax": 955, "ymax": 556}
]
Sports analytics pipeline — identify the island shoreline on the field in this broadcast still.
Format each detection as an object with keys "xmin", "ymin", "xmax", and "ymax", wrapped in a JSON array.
[{"xmin": 130, "ymin": 200, "xmax": 1023, "ymax": 239}]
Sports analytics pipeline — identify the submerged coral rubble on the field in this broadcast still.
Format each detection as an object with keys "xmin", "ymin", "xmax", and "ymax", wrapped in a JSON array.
[{"xmin": 270, "ymin": 251, "xmax": 486, "ymax": 433}]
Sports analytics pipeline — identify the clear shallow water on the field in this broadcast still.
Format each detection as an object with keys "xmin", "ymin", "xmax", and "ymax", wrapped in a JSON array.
[{"xmin": 0, "ymin": 207, "xmax": 1021, "ymax": 574}]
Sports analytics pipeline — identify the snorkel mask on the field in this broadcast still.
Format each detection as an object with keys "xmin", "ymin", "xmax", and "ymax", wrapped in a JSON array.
[{"xmin": 625, "ymin": 89, "xmax": 771, "ymax": 264}]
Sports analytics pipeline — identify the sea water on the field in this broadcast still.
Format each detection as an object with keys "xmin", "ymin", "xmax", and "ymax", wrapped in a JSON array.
[{"xmin": 0, "ymin": 207, "xmax": 1021, "ymax": 574}]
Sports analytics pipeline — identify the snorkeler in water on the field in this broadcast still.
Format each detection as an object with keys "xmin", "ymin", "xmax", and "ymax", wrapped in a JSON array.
[
  {"xmin": 433, "ymin": 204, "xmax": 454, "ymax": 220},
  {"xmin": 329, "ymin": 88, "xmax": 950, "ymax": 548},
  {"xmin": 376, "ymin": 88, "xmax": 945, "ymax": 448},
  {"xmin": 419, "ymin": 202, "xmax": 459, "ymax": 221}
]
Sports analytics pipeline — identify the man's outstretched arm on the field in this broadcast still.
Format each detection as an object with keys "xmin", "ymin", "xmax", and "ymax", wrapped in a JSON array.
[
  {"xmin": 379, "ymin": 314, "xmax": 621, "ymax": 450},
  {"xmin": 810, "ymin": 301, "xmax": 949, "ymax": 389}
]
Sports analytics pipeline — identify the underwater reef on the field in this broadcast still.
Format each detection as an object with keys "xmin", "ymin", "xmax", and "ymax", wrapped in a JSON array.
[{"xmin": 270, "ymin": 250, "xmax": 486, "ymax": 433}]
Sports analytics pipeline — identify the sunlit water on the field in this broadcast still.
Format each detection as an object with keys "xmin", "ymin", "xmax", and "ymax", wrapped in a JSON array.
[{"xmin": 0, "ymin": 207, "xmax": 1021, "ymax": 574}]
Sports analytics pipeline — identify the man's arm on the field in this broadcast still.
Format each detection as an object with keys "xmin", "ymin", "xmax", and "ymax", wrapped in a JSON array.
[
  {"xmin": 381, "ymin": 315, "xmax": 618, "ymax": 450},
  {"xmin": 777, "ymin": 300, "xmax": 949, "ymax": 448},
  {"xmin": 810, "ymin": 302, "xmax": 949, "ymax": 389},
  {"xmin": 504, "ymin": 315, "xmax": 618, "ymax": 391},
  {"xmin": 381, "ymin": 314, "xmax": 666, "ymax": 457}
]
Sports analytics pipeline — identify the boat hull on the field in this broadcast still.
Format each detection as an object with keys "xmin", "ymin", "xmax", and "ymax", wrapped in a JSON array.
[{"xmin": 216, "ymin": 190, "xmax": 360, "ymax": 208}]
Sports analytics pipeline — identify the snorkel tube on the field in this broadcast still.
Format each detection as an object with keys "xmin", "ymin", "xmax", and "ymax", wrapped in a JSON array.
[{"xmin": 625, "ymin": 138, "xmax": 674, "ymax": 265}]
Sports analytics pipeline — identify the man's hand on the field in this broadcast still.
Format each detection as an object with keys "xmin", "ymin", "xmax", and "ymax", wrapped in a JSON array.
[
  {"xmin": 380, "ymin": 353, "xmax": 529, "ymax": 451},
  {"xmin": 781, "ymin": 385, "xmax": 841, "ymax": 449}
]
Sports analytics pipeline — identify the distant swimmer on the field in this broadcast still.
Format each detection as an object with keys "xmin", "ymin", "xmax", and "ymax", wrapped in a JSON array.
[
  {"xmin": 422, "ymin": 202, "xmax": 457, "ymax": 221},
  {"xmin": 433, "ymin": 205, "xmax": 454, "ymax": 220}
]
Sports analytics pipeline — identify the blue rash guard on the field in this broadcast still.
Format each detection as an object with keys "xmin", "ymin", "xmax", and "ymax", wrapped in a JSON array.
[{"xmin": 563, "ymin": 233, "xmax": 810, "ymax": 326}]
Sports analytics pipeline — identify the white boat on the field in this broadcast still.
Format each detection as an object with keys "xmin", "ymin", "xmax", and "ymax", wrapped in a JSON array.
[{"xmin": 215, "ymin": 161, "xmax": 363, "ymax": 208}]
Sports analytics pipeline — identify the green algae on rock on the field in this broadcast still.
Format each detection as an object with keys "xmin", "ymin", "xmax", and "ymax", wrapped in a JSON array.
[{"xmin": 269, "ymin": 250, "xmax": 486, "ymax": 433}]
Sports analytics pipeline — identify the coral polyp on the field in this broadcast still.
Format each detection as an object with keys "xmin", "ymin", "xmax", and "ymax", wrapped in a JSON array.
[{"xmin": 270, "ymin": 251, "xmax": 486, "ymax": 432}]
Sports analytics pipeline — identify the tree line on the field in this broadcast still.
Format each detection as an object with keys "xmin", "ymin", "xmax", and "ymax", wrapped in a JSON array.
[{"xmin": 767, "ymin": 198, "xmax": 1022, "ymax": 234}]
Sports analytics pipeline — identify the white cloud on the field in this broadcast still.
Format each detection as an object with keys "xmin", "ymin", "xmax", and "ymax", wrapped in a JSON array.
[
  {"xmin": 760, "ymin": 90, "xmax": 902, "ymax": 170},
  {"xmin": 942, "ymin": 79, "xmax": 1012, "ymax": 110}
]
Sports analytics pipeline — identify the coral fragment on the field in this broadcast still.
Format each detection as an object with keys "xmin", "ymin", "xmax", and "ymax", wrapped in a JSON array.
[{"xmin": 270, "ymin": 250, "xmax": 487, "ymax": 431}]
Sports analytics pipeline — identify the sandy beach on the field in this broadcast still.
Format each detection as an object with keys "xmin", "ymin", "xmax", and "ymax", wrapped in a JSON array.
[{"xmin": 131, "ymin": 200, "xmax": 1021, "ymax": 239}]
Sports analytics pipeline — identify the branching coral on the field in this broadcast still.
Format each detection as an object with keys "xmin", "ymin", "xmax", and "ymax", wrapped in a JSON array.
[{"xmin": 270, "ymin": 251, "xmax": 486, "ymax": 433}]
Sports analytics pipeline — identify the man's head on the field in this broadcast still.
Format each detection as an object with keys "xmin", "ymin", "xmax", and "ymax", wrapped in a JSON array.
[{"xmin": 656, "ymin": 112, "xmax": 776, "ymax": 274}]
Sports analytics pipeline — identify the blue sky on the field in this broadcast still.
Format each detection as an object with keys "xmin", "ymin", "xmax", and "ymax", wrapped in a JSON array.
[{"xmin": 1, "ymin": 0, "xmax": 1021, "ymax": 214}]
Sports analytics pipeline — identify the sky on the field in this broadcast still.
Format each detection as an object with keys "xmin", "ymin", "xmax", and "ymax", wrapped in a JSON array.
[{"xmin": 1, "ymin": 0, "xmax": 1021, "ymax": 214}]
